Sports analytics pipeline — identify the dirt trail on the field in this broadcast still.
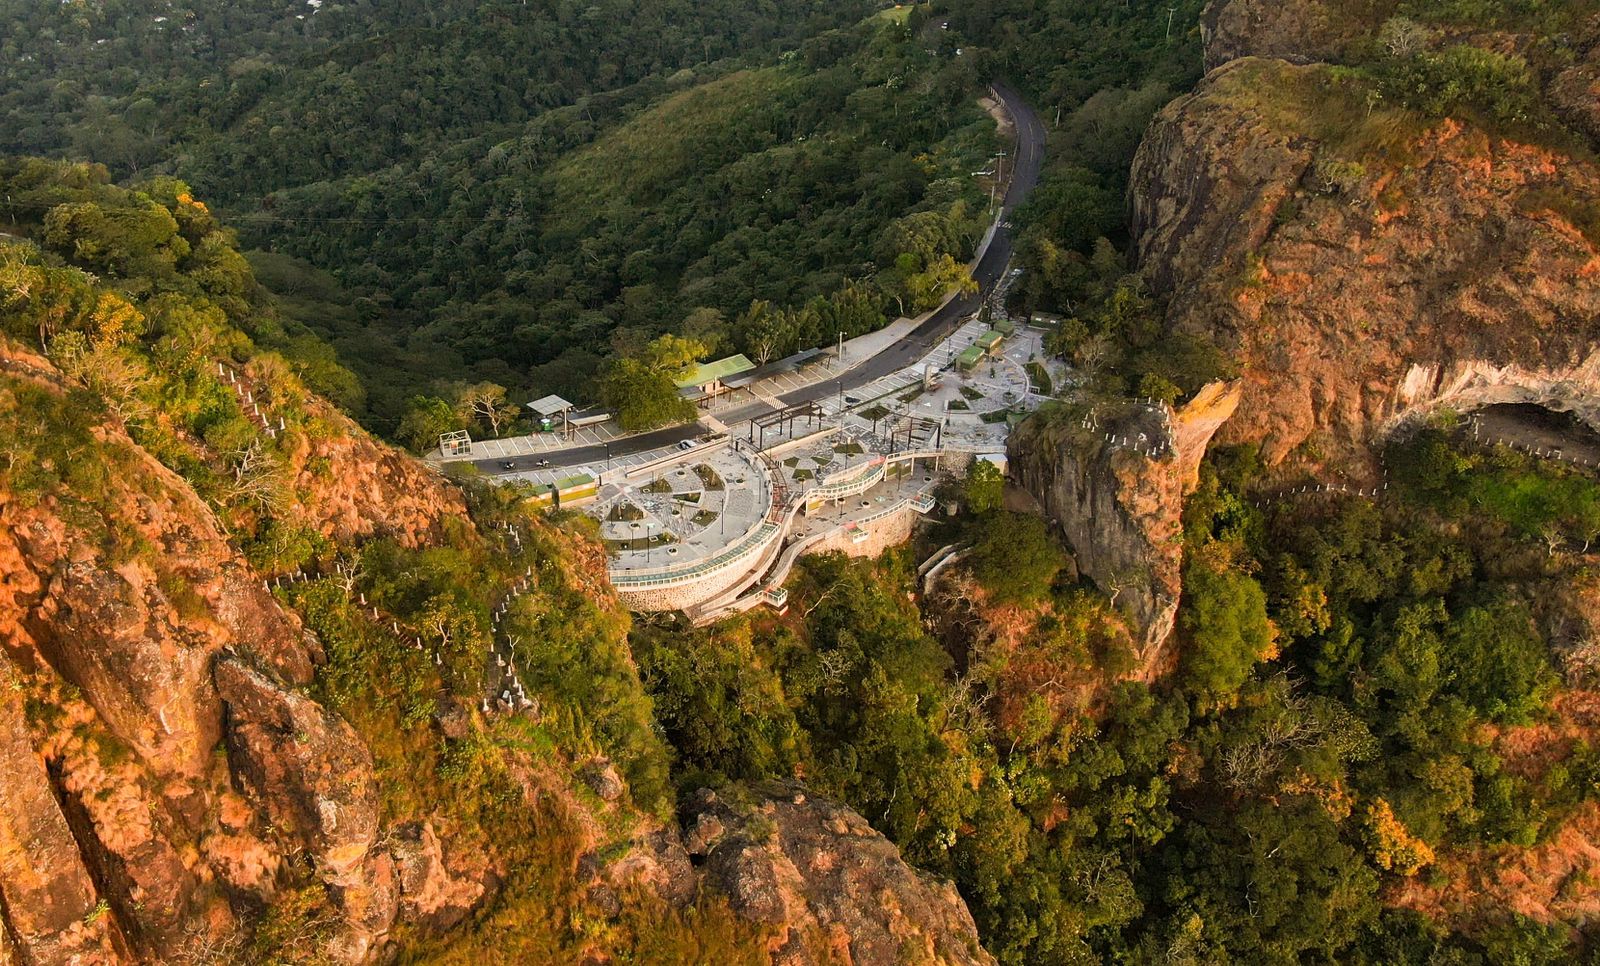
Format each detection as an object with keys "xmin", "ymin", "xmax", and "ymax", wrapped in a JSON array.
[{"xmin": 1467, "ymin": 404, "xmax": 1600, "ymax": 466}]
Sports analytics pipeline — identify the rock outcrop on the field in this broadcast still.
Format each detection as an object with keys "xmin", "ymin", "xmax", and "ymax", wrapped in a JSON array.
[
  {"xmin": 0, "ymin": 343, "xmax": 483, "ymax": 962},
  {"xmin": 1009, "ymin": 383, "xmax": 1240, "ymax": 659},
  {"xmin": 1199, "ymin": 0, "xmax": 1347, "ymax": 71},
  {"xmin": 1129, "ymin": 56, "xmax": 1600, "ymax": 466},
  {"xmin": 683, "ymin": 784, "xmax": 994, "ymax": 966},
  {"xmin": 1549, "ymin": 17, "xmax": 1600, "ymax": 145},
  {"xmin": 0, "ymin": 654, "xmax": 125, "ymax": 963}
]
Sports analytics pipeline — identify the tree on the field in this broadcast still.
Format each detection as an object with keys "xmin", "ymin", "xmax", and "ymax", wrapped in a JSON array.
[
  {"xmin": 964, "ymin": 459, "xmax": 1004, "ymax": 515},
  {"xmin": 680, "ymin": 307, "xmax": 728, "ymax": 355},
  {"xmin": 1379, "ymin": 17, "xmax": 1428, "ymax": 58},
  {"xmin": 600, "ymin": 357, "xmax": 694, "ymax": 432},
  {"xmin": 641, "ymin": 333, "xmax": 708, "ymax": 373},
  {"xmin": 454, "ymin": 381, "xmax": 518, "ymax": 438},
  {"xmin": 397, "ymin": 395, "xmax": 464, "ymax": 452},
  {"xmin": 904, "ymin": 253, "xmax": 977, "ymax": 313},
  {"xmin": 595, "ymin": 333, "xmax": 710, "ymax": 432},
  {"xmin": 1180, "ymin": 561, "xmax": 1276, "ymax": 710},
  {"xmin": 737, "ymin": 301, "xmax": 787, "ymax": 366},
  {"xmin": 967, "ymin": 512, "xmax": 1065, "ymax": 604},
  {"xmin": 1138, "ymin": 373, "xmax": 1181, "ymax": 405}
]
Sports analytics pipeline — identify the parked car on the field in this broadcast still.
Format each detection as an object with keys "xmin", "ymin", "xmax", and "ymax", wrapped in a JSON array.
[
  {"xmin": 501, "ymin": 461, "xmax": 516, "ymax": 470},
  {"xmin": 677, "ymin": 439, "xmax": 699, "ymax": 451}
]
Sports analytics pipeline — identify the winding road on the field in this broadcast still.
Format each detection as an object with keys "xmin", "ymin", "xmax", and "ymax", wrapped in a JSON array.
[{"xmin": 474, "ymin": 81, "xmax": 1046, "ymax": 475}]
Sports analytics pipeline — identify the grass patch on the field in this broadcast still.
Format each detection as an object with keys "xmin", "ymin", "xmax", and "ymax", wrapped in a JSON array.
[
  {"xmin": 783, "ymin": 456, "xmax": 801, "ymax": 467},
  {"xmin": 695, "ymin": 463, "xmax": 725, "ymax": 490},
  {"xmin": 674, "ymin": 491, "xmax": 702, "ymax": 504},
  {"xmin": 835, "ymin": 442, "xmax": 865, "ymax": 455},
  {"xmin": 875, "ymin": 4, "xmax": 912, "ymax": 24},
  {"xmin": 1026, "ymin": 362, "xmax": 1053, "ymax": 396},
  {"xmin": 898, "ymin": 387, "xmax": 925, "ymax": 404},
  {"xmin": 605, "ymin": 531, "xmax": 678, "ymax": 553},
  {"xmin": 980, "ymin": 409, "xmax": 1014, "ymax": 424},
  {"xmin": 793, "ymin": 469, "xmax": 815, "ymax": 482},
  {"xmin": 641, "ymin": 478, "xmax": 672, "ymax": 493},
  {"xmin": 959, "ymin": 385, "xmax": 985, "ymax": 401},
  {"xmin": 692, "ymin": 510, "xmax": 719, "ymax": 527},
  {"xmin": 607, "ymin": 502, "xmax": 645, "ymax": 522},
  {"xmin": 1520, "ymin": 187, "xmax": 1600, "ymax": 248},
  {"xmin": 949, "ymin": 400, "xmax": 970, "ymax": 411},
  {"xmin": 859, "ymin": 404, "xmax": 892, "ymax": 423}
]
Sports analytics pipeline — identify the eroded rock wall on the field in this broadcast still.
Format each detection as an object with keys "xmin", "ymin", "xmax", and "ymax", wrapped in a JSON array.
[
  {"xmin": 0, "ymin": 343, "xmax": 482, "ymax": 962},
  {"xmin": 684, "ymin": 783, "xmax": 994, "ymax": 966},
  {"xmin": 1130, "ymin": 57, "xmax": 1600, "ymax": 466},
  {"xmin": 1009, "ymin": 383, "xmax": 1240, "ymax": 661}
]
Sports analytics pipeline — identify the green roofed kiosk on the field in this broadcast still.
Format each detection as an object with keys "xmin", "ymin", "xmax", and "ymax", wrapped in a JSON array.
[{"xmin": 675, "ymin": 354, "xmax": 756, "ymax": 405}]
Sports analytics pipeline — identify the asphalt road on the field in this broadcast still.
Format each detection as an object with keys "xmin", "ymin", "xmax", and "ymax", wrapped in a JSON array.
[
  {"xmin": 776, "ymin": 80, "xmax": 1047, "ymax": 407},
  {"xmin": 471, "ymin": 422, "xmax": 703, "ymax": 475},
  {"xmin": 474, "ymin": 80, "xmax": 1047, "ymax": 476}
]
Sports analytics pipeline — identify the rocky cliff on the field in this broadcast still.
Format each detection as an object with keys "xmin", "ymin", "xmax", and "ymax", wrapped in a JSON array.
[
  {"xmin": 682, "ymin": 784, "xmax": 994, "ymax": 966},
  {"xmin": 1130, "ymin": 54, "xmax": 1600, "ymax": 467},
  {"xmin": 0, "ymin": 205, "xmax": 1008, "ymax": 966},
  {"xmin": 0, "ymin": 340, "xmax": 472, "ymax": 962},
  {"xmin": 1199, "ymin": 0, "xmax": 1348, "ymax": 71},
  {"xmin": 1009, "ymin": 382, "xmax": 1240, "ymax": 659}
]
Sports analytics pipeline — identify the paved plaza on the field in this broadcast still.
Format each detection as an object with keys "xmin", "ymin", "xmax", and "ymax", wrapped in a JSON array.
[{"xmin": 595, "ymin": 445, "xmax": 771, "ymax": 576}]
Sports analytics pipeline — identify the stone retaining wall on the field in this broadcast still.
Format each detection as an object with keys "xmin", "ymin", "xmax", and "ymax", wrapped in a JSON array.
[{"xmin": 803, "ymin": 503, "xmax": 918, "ymax": 560}]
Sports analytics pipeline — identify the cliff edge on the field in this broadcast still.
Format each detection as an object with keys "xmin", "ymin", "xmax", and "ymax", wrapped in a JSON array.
[
  {"xmin": 1130, "ymin": 55, "xmax": 1600, "ymax": 467},
  {"xmin": 1009, "ymin": 383, "xmax": 1240, "ymax": 659}
]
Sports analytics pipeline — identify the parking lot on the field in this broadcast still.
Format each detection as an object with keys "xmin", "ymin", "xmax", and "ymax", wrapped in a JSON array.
[
  {"xmin": 460, "ymin": 418, "xmax": 633, "ymax": 460},
  {"xmin": 490, "ymin": 440, "xmax": 697, "ymax": 488}
]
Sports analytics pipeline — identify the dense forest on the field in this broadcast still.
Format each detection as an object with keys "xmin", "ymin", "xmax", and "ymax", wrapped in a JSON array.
[
  {"xmin": 3, "ymin": 0, "xmax": 1000, "ymax": 431},
  {"xmin": 631, "ymin": 422, "xmax": 1600, "ymax": 963}
]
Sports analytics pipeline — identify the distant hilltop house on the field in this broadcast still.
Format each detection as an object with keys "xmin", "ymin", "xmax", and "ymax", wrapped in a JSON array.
[{"xmin": 676, "ymin": 354, "xmax": 756, "ymax": 405}]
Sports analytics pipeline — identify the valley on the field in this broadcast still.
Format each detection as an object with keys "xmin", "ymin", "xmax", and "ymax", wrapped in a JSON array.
[{"xmin": 3, "ymin": 0, "xmax": 1600, "ymax": 964}]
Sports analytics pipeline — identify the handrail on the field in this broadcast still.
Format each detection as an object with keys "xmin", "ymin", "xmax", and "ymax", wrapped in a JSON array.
[{"xmin": 610, "ymin": 522, "xmax": 781, "ymax": 588}]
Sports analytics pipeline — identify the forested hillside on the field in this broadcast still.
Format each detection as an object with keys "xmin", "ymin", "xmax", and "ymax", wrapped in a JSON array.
[
  {"xmin": 10, "ymin": 0, "xmax": 1600, "ymax": 962},
  {"xmin": 3, "ymin": 0, "xmax": 996, "ymax": 430}
]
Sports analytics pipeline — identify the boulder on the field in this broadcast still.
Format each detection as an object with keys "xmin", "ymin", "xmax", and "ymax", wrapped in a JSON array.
[{"xmin": 685, "ymin": 785, "xmax": 994, "ymax": 966}]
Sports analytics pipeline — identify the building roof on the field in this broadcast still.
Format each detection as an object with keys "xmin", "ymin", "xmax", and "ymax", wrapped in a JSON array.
[
  {"xmin": 956, "ymin": 345, "xmax": 985, "ymax": 367},
  {"xmin": 555, "ymin": 473, "xmax": 596, "ymax": 490},
  {"xmin": 674, "ymin": 354, "xmax": 755, "ymax": 389},
  {"xmin": 976, "ymin": 331, "xmax": 1004, "ymax": 350},
  {"xmin": 993, "ymin": 318, "xmax": 1016, "ymax": 335},
  {"xmin": 526, "ymin": 394, "xmax": 574, "ymax": 416}
]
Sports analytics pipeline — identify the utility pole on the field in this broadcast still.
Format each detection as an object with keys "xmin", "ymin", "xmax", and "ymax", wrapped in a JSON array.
[{"xmin": 1166, "ymin": 7, "xmax": 1178, "ymax": 41}]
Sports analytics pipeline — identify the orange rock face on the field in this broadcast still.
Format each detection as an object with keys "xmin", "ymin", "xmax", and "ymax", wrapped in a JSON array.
[
  {"xmin": 1131, "ymin": 57, "xmax": 1600, "ymax": 469},
  {"xmin": 0, "ymin": 343, "xmax": 480, "ymax": 961}
]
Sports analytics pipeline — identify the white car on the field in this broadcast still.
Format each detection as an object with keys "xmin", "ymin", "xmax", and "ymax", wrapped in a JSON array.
[{"xmin": 677, "ymin": 439, "xmax": 699, "ymax": 451}]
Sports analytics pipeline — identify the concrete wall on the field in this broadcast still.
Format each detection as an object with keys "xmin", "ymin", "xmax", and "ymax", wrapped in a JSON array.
[{"xmin": 800, "ymin": 504, "xmax": 918, "ymax": 561}]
